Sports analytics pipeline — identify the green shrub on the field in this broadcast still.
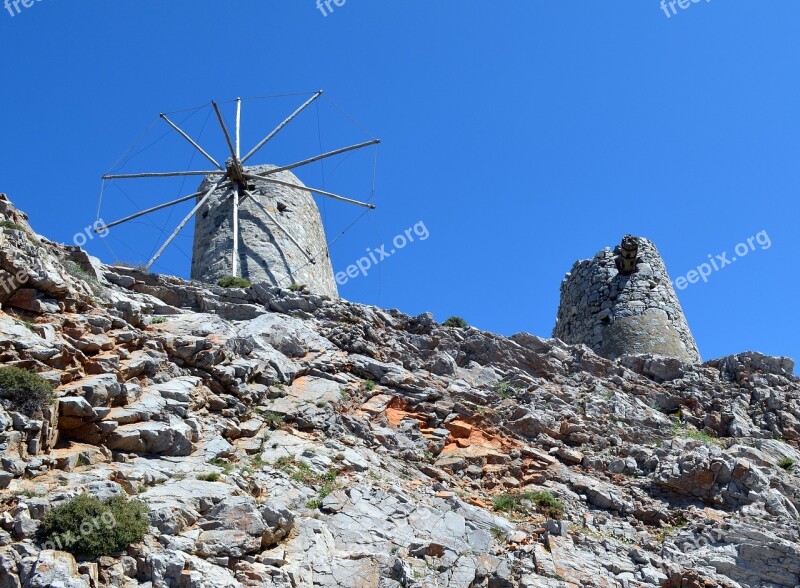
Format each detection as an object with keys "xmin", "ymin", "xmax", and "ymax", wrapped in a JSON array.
[
  {"xmin": 778, "ymin": 457, "xmax": 795, "ymax": 471},
  {"xmin": 217, "ymin": 276, "xmax": 251, "ymax": 289},
  {"xmin": 520, "ymin": 491, "xmax": 566, "ymax": 518},
  {"xmin": 150, "ymin": 316, "xmax": 168, "ymax": 324},
  {"xmin": 361, "ymin": 380, "xmax": 376, "ymax": 392},
  {"xmin": 197, "ymin": 472, "xmax": 220, "ymax": 482},
  {"xmin": 492, "ymin": 494, "xmax": 519, "ymax": 512},
  {"xmin": 207, "ymin": 458, "xmax": 234, "ymax": 475},
  {"xmin": 0, "ymin": 366, "xmax": 54, "ymax": 416},
  {"xmin": 64, "ymin": 262, "xmax": 104, "ymax": 296},
  {"xmin": 493, "ymin": 381, "xmax": 515, "ymax": 398},
  {"xmin": 289, "ymin": 283, "xmax": 305, "ymax": 292},
  {"xmin": 38, "ymin": 494, "xmax": 149, "ymax": 558},
  {"xmin": 0, "ymin": 220, "xmax": 26, "ymax": 232},
  {"xmin": 442, "ymin": 316, "xmax": 469, "ymax": 329},
  {"xmin": 492, "ymin": 491, "xmax": 565, "ymax": 519}
]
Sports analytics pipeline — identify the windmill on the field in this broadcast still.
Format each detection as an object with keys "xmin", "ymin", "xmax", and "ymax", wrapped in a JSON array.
[{"xmin": 96, "ymin": 91, "xmax": 379, "ymax": 291}]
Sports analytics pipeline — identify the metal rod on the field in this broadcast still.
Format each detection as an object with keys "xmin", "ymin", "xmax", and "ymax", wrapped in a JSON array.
[
  {"xmin": 160, "ymin": 114, "xmax": 223, "ymax": 170},
  {"xmin": 146, "ymin": 175, "xmax": 229, "ymax": 270},
  {"xmin": 244, "ymin": 173, "xmax": 375, "ymax": 209},
  {"xmin": 256, "ymin": 139, "xmax": 380, "ymax": 177},
  {"xmin": 212, "ymin": 101, "xmax": 238, "ymax": 162},
  {"xmin": 241, "ymin": 90, "xmax": 324, "ymax": 164},
  {"xmin": 235, "ymin": 98, "xmax": 241, "ymax": 159},
  {"xmin": 232, "ymin": 98, "xmax": 242, "ymax": 277},
  {"xmin": 94, "ymin": 183, "xmax": 233, "ymax": 232},
  {"xmin": 232, "ymin": 184, "xmax": 240, "ymax": 277},
  {"xmin": 244, "ymin": 190, "xmax": 315, "ymax": 264},
  {"xmin": 102, "ymin": 171, "xmax": 223, "ymax": 180}
]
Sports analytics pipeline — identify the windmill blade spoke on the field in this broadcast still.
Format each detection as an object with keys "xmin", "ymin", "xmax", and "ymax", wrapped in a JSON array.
[
  {"xmin": 146, "ymin": 175, "xmax": 230, "ymax": 270},
  {"xmin": 212, "ymin": 101, "xmax": 238, "ymax": 162},
  {"xmin": 160, "ymin": 114, "xmax": 224, "ymax": 171},
  {"xmin": 95, "ymin": 183, "xmax": 234, "ymax": 232},
  {"xmin": 235, "ymin": 98, "xmax": 242, "ymax": 159},
  {"xmin": 103, "ymin": 171, "xmax": 224, "ymax": 180},
  {"xmin": 256, "ymin": 139, "xmax": 381, "ymax": 178},
  {"xmin": 244, "ymin": 174, "xmax": 374, "ymax": 210},
  {"xmin": 241, "ymin": 90, "xmax": 324, "ymax": 165},
  {"xmin": 244, "ymin": 190, "xmax": 316, "ymax": 264}
]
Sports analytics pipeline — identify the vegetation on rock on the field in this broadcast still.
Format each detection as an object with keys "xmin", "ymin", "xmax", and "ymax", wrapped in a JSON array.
[
  {"xmin": 217, "ymin": 276, "xmax": 251, "ymax": 289},
  {"xmin": 0, "ymin": 366, "xmax": 54, "ymax": 416},
  {"xmin": 38, "ymin": 494, "xmax": 149, "ymax": 558}
]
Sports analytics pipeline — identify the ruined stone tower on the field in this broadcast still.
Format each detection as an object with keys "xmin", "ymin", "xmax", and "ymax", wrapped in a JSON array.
[
  {"xmin": 553, "ymin": 236, "xmax": 701, "ymax": 363},
  {"xmin": 191, "ymin": 165, "xmax": 338, "ymax": 298}
]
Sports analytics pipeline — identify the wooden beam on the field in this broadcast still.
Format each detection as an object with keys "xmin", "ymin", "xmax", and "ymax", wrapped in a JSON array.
[
  {"xmin": 235, "ymin": 98, "xmax": 242, "ymax": 159},
  {"xmin": 256, "ymin": 139, "xmax": 380, "ymax": 177},
  {"xmin": 94, "ymin": 183, "xmax": 233, "ymax": 232},
  {"xmin": 103, "ymin": 171, "xmax": 223, "ymax": 180},
  {"xmin": 241, "ymin": 90, "xmax": 324, "ymax": 164},
  {"xmin": 244, "ymin": 173, "xmax": 374, "ymax": 209},
  {"xmin": 160, "ymin": 114, "xmax": 224, "ymax": 171},
  {"xmin": 212, "ymin": 101, "xmax": 238, "ymax": 163},
  {"xmin": 232, "ymin": 184, "xmax": 240, "ymax": 278}
]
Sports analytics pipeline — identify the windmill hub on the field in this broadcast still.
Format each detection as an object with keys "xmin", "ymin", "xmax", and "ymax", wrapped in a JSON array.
[{"xmin": 226, "ymin": 158, "xmax": 247, "ymax": 187}]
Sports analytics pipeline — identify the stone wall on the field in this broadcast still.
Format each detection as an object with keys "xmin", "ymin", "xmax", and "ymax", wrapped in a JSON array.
[
  {"xmin": 553, "ymin": 236, "xmax": 701, "ymax": 363},
  {"xmin": 191, "ymin": 165, "xmax": 338, "ymax": 298}
]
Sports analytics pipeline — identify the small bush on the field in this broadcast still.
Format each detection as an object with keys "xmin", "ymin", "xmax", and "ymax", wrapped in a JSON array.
[
  {"xmin": 492, "ymin": 491, "xmax": 565, "ymax": 519},
  {"xmin": 778, "ymin": 457, "xmax": 795, "ymax": 471},
  {"xmin": 0, "ymin": 366, "xmax": 54, "ymax": 416},
  {"xmin": 217, "ymin": 276, "xmax": 251, "ymax": 289},
  {"xmin": 0, "ymin": 220, "xmax": 26, "ymax": 232},
  {"xmin": 288, "ymin": 283, "xmax": 305, "ymax": 292},
  {"xmin": 442, "ymin": 316, "xmax": 469, "ymax": 329},
  {"xmin": 493, "ymin": 381, "xmax": 515, "ymax": 398},
  {"xmin": 262, "ymin": 411, "xmax": 284, "ymax": 428},
  {"xmin": 38, "ymin": 494, "xmax": 149, "ymax": 558},
  {"xmin": 150, "ymin": 316, "xmax": 168, "ymax": 325},
  {"xmin": 64, "ymin": 262, "xmax": 104, "ymax": 296},
  {"xmin": 361, "ymin": 380, "xmax": 376, "ymax": 392},
  {"xmin": 520, "ymin": 491, "xmax": 566, "ymax": 518},
  {"xmin": 207, "ymin": 458, "xmax": 234, "ymax": 475},
  {"xmin": 197, "ymin": 472, "xmax": 220, "ymax": 482},
  {"xmin": 492, "ymin": 494, "xmax": 519, "ymax": 512}
]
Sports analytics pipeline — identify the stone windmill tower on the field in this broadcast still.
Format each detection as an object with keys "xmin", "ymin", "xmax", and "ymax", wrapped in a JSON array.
[
  {"xmin": 553, "ymin": 235, "xmax": 701, "ymax": 363},
  {"xmin": 97, "ymin": 93, "xmax": 379, "ymax": 298}
]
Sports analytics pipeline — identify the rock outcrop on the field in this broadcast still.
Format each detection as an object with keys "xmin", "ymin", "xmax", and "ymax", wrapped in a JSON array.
[
  {"xmin": 191, "ymin": 165, "xmax": 338, "ymax": 298},
  {"xmin": 554, "ymin": 235, "xmax": 702, "ymax": 363},
  {"xmin": 0, "ymin": 195, "xmax": 797, "ymax": 587}
]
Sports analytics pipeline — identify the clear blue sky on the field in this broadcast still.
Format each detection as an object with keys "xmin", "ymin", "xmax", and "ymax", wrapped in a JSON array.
[{"xmin": 1, "ymin": 1, "xmax": 798, "ymax": 367}]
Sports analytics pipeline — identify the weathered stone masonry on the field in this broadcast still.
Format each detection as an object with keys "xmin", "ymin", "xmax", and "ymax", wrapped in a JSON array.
[
  {"xmin": 191, "ymin": 164, "xmax": 338, "ymax": 298},
  {"xmin": 553, "ymin": 235, "xmax": 701, "ymax": 363}
]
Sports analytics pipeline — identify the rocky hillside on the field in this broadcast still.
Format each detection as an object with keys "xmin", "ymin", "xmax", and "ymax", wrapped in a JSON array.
[{"xmin": 0, "ymin": 194, "xmax": 798, "ymax": 588}]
